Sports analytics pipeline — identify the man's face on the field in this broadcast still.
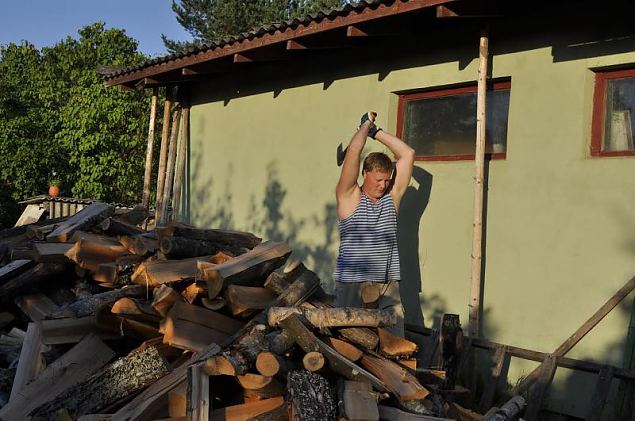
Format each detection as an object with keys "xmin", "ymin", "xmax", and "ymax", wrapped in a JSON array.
[{"xmin": 362, "ymin": 169, "xmax": 392, "ymax": 200}]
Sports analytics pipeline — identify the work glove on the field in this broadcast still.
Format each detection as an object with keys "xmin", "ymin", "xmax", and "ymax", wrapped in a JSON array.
[{"xmin": 360, "ymin": 111, "xmax": 382, "ymax": 139}]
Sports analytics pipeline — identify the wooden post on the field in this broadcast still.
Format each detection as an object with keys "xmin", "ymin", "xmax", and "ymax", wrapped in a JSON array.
[
  {"xmin": 141, "ymin": 88, "xmax": 158, "ymax": 213},
  {"xmin": 469, "ymin": 29, "xmax": 489, "ymax": 339},
  {"xmin": 173, "ymin": 105, "xmax": 189, "ymax": 221},
  {"xmin": 155, "ymin": 88, "xmax": 173, "ymax": 225},
  {"xmin": 160, "ymin": 105, "xmax": 182, "ymax": 226}
]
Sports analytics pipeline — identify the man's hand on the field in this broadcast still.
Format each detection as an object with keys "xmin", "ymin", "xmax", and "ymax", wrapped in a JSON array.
[{"xmin": 360, "ymin": 112, "xmax": 381, "ymax": 139}]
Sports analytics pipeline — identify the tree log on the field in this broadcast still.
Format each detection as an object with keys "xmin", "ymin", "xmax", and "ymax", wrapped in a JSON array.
[
  {"xmin": 111, "ymin": 297, "xmax": 161, "ymax": 324},
  {"xmin": 160, "ymin": 236, "xmax": 220, "ymax": 259},
  {"xmin": 160, "ymin": 222, "xmax": 262, "ymax": 249},
  {"xmin": 268, "ymin": 307, "xmax": 396, "ymax": 329},
  {"xmin": 237, "ymin": 373, "xmax": 285, "ymax": 401},
  {"xmin": 116, "ymin": 205, "xmax": 148, "ymax": 226},
  {"xmin": 210, "ymin": 396, "xmax": 284, "ymax": 421},
  {"xmin": 65, "ymin": 235, "xmax": 129, "ymax": 272},
  {"xmin": 302, "ymin": 351, "xmax": 325, "ymax": 372},
  {"xmin": 360, "ymin": 355, "xmax": 429, "ymax": 401},
  {"xmin": 100, "ymin": 217, "xmax": 144, "ymax": 236},
  {"xmin": 265, "ymin": 329, "xmax": 295, "ymax": 355},
  {"xmin": 225, "ymin": 285, "xmax": 277, "ymax": 317},
  {"xmin": 256, "ymin": 351, "xmax": 292, "ymax": 377},
  {"xmin": 0, "ymin": 262, "xmax": 67, "ymax": 301},
  {"xmin": 327, "ymin": 337, "xmax": 363, "ymax": 362},
  {"xmin": 152, "ymin": 284, "xmax": 185, "ymax": 317},
  {"xmin": 29, "ymin": 346, "xmax": 170, "ymax": 420},
  {"xmin": 264, "ymin": 260, "xmax": 307, "ymax": 294},
  {"xmin": 51, "ymin": 285, "xmax": 146, "ymax": 318},
  {"xmin": 287, "ymin": 370, "xmax": 337, "ymax": 421},
  {"xmin": 378, "ymin": 328, "xmax": 418, "ymax": 358},
  {"xmin": 132, "ymin": 254, "xmax": 217, "ymax": 286},
  {"xmin": 46, "ymin": 202, "xmax": 114, "ymax": 242}
]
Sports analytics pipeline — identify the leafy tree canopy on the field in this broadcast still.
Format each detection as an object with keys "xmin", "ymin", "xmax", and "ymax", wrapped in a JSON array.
[
  {"xmin": 163, "ymin": 0, "xmax": 346, "ymax": 53},
  {"xmin": 0, "ymin": 23, "xmax": 152, "ymax": 205}
]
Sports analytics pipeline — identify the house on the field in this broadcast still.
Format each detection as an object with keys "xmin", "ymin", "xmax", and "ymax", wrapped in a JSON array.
[{"xmin": 106, "ymin": 0, "xmax": 635, "ymax": 418}]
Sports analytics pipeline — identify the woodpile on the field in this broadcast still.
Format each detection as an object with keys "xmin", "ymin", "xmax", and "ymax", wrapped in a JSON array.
[{"xmin": 0, "ymin": 202, "xmax": 538, "ymax": 420}]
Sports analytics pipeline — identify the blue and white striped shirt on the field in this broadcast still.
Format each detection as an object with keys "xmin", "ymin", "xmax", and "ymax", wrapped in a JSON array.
[{"xmin": 334, "ymin": 192, "xmax": 401, "ymax": 283}]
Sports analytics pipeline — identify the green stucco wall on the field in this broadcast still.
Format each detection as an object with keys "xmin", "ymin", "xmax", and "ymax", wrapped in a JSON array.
[{"xmin": 186, "ymin": 22, "xmax": 635, "ymax": 418}]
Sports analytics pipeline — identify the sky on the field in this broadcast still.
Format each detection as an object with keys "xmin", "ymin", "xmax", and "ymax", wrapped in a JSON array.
[{"xmin": 0, "ymin": 0, "xmax": 193, "ymax": 57}]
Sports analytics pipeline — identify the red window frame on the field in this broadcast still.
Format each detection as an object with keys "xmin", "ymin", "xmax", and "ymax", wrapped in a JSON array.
[
  {"xmin": 396, "ymin": 81, "xmax": 511, "ymax": 161},
  {"xmin": 591, "ymin": 68, "xmax": 635, "ymax": 157}
]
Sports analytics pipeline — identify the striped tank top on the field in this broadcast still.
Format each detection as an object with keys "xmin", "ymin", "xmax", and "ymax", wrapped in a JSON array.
[{"xmin": 334, "ymin": 192, "xmax": 401, "ymax": 283}]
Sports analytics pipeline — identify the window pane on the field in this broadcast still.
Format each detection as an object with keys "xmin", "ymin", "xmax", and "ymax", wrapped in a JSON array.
[
  {"xmin": 604, "ymin": 77, "xmax": 635, "ymax": 152},
  {"xmin": 402, "ymin": 88, "xmax": 510, "ymax": 157}
]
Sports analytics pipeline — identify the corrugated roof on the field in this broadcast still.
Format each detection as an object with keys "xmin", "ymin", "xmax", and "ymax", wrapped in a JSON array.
[{"xmin": 104, "ymin": 0, "xmax": 407, "ymax": 81}]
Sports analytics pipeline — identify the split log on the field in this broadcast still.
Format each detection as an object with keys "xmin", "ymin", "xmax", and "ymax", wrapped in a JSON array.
[
  {"xmin": 256, "ymin": 351, "xmax": 292, "ymax": 377},
  {"xmin": 152, "ymin": 284, "xmax": 185, "ymax": 317},
  {"xmin": 237, "ymin": 373, "xmax": 285, "ymax": 401},
  {"xmin": 360, "ymin": 355, "xmax": 429, "ymax": 401},
  {"xmin": 46, "ymin": 202, "xmax": 115, "ymax": 242},
  {"xmin": 10, "ymin": 322, "xmax": 44, "ymax": 401},
  {"xmin": 14, "ymin": 293, "xmax": 59, "ymax": 321},
  {"xmin": 339, "ymin": 327, "xmax": 380, "ymax": 350},
  {"xmin": 40, "ymin": 316, "xmax": 120, "ymax": 345},
  {"xmin": 65, "ymin": 235, "xmax": 129, "ymax": 272},
  {"xmin": 361, "ymin": 283, "xmax": 381, "ymax": 309},
  {"xmin": 111, "ymin": 343, "xmax": 220, "ymax": 421},
  {"xmin": 159, "ymin": 236, "xmax": 220, "ymax": 259},
  {"xmin": 51, "ymin": 284, "xmax": 146, "ymax": 318},
  {"xmin": 268, "ymin": 307, "xmax": 397, "ymax": 329},
  {"xmin": 339, "ymin": 380, "xmax": 379, "ymax": 421},
  {"xmin": 162, "ymin": 317, "xmax": 229, "ymax": 352},
  {"xmin": 182, "ymin": 281, "xmax": 204, "ymax": 303},
  {"xmin": 264, "ymin": 260, "xmax": 307, "ymax": 294},
  {"xmin": 27, "ymin": 223, "xmax": 56, "ymax": 240},
  {"xmin": 0, "ymin": 262, "xmax": 67, "ymax": 301},
  {"xmin": 116, "ymin": 204, "xmax": 148, "ymax": 226},
  {"xmin": 302, "ymin": 351, "xmax": 325, "ymax": 372},
  {"xmin": 132, "ymin": 255, "xmax": 218, "ymax": 286},
  {"xmin": 225, "ymin": 285, "xmax": 277, "ymax": 317},
  {"xmin": 327, "ymin": 337, "xmax": 363, "ymax": 362},
  {"xmin": 164, "ymin": 300, "xmax": 245, "ymax": 335},
  {"xmin": 111, "ymin": 297, "xmax": 161, "ymax": 324},
  {"xmin": 197, "ymin": 241, "xmax": 291, "ymax": 299},
  {"xmin": 287, "ymin": 370, "xmax": 337, "ymax": 421},
  {"xmin": 265, "ymin": 329, "xmax": 295, "ymax": 355},
  {"xmin": 160, "ymin": 222, "xmax": 262, "ymax": 250},
  {"xmin": 210, "ymin": 396, "xmax": 285, "ymax": 421},
  {"xmin": 119, "ymin": 234, "xmax": 159, "ymax": 256},
  {"xmin": 279, "ymin": 314, "xmax": 387, "ymax": 390},
  {"xmin": 100, "ymin": 217, "xmax": 144, "ymax": 236},
  {"xmin": 0, "ymin": 334, "xmax": 115, "ymax": 421},
  {"xmin": 29, "ymin": 346, "xmax": 170, "ymax": 420},
  {"xmin": 93, "ymin": 261, "xmax": 134, "ymax": 285},
  {"xmin": 96, "ymin": 310, "xmax": 161, "ymax": 341},
  {"xmin": 201, "ymin": 297, "xmax": 225, "ymax": 311},
  {"xmin": 0, "ymin": 259, "xmax": 34, "ymax": 283},
  {"xmin": 378, "ymin": 328, "xmax": 418, "ymax": 358},
  {"xmin": 378, "ymin": 406, "xmax": 454, "ymax": 421},
  {"xmin": 33, "ymin": 242, "xmax": 73, "ymax": 262}
]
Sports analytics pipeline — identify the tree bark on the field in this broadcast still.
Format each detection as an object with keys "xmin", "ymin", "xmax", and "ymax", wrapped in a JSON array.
[
  {"xmin": 100, "ymin": 217, "xmax": 144, "ymax": 236},
  {"xmin": 160, "ymin": 236, "xmax": 219, "ymax": 259},
  {"xmin": 268, "ymin": 307, "xmax": 396, "ymax": 329},
  {"xmin": 287, "ymin": 370, "xmax": 337, "ymax": 421}
]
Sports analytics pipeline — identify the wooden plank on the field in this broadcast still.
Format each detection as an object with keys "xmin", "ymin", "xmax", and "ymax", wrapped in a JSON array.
[
  {"xmin": 34, "ymin": 242, "xmax": 73, "ymax": 262},
  {"xmin": 524, "ymin": 354, "xmax": 558, "ymax": 421},
  {"xmin": 0, "ymin": 334, "xmax": 116, "ymax": 421},
  {"xmin": 46, "ymin": 202, "xmax": 115, "ymax": 242},
  {"xmin": 9, "ymin": 322, "xmax": 44, "ymax": 401},
  {"xmin": 186, "ymin": 362, "xmax": 210, "ymax": 421},
  {"xmin": 41, "ymin": 316, "xmax": 120, "ymax": 345},
  {"xmin": 14, "ymin": 293, "xmax": 59, "ymax": 321},
  {"xmin": 478, "ymin": 345, "xmax": 509, "ymax": 413},
  {"xmin": 0, "ymin": 259, "xmax": 34, "ymax": 283},
  {"xmin": 340, "ymin": 380, "xmax": 379, "ymax": 421},
  {"xmin": 14, "ymin": 204, "xmax": 46, "ymax": 227},
  {"xmin": 586, "ymin": 365, "xmax": 614, "ymax": 421}
]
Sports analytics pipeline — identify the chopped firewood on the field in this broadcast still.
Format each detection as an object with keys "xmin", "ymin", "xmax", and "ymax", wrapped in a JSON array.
[
  {"xmin": 378, "ymin": 328, "xmax": 418, "ymax": 358},
  {"xmin": 256, "ymin": 351, "xmax": 292, "ymax": 377},
  {"xmin": 204, "ymin": 354, "xmax": 238, "ymax": 375},
  {"xmin": 237, "ymin": 373, "xmax": 285, "ymax": 401},
  {"xmin": 65, "ymin": 234, "xmax": 129, "ymax": 272},
  {"xmin": 268, "ymin": 307, "xmax": 397, "ymax": 329},
  {"xmin": 33, "ymin": 242, "xmax": 73, "ymax": 263},
  {"xmin": 182, "ymin": 282, "xmax": 203, "ymax": 303},
  {"xmin": 164, "ymin": 301, "xmax": 245, "ymax": 335},
  {"xmin": 361, "ymin": 283, "xmax": 381, "ymax": 309},
  {"xmin": 279, "ymin": 314, "xmax": 387, "ymax": 390},
  {"xmin": 159, "ymin": 222, "xmax": 262, "ymax": 250},
  {"xmin": 40, "ymin": 316, "xmax": 120, "ymax": 345},
  {"xmin": 93, "ymin": 261, "xmax": 132, "ymax": 284},
  {"xmin": 159, "ymin": 236, "xmax": 220, "ymax": 259},
  {"xmin": 197, "ymin": 241, "xmax": 291, "ymax": 299},
  {"xmin": 201, "ymin": 297, "xmax": 226, "ymax": 311},
  {"xmin": 29, "ymin": 346, "xmax": 170, "ymax": 420},
  {"xmin": 415, "ymin": 369, "xmax": 445, "ymax": 385},
  {"xmin": 115, "ymin": 204, "xmax": 148, "ymax": 226},
  {"xmin": 96, "ymin": 310, "xmax": 161, "ymax": 341},
  {"xmin": 339, "ymin": 380, "xmax": 379, "ymax": 421},
  {"xmin": 210, "ymin": 396, "xmax": 285, "ymax": 421},
  {"xmin": 46, "ymin": 202, "xmax": 115, "ymax": 242},
  {"xmin": 265, "ymin": 329, "xmax": 295, "ymax": 355},
  {"xmin": 14, "ymin": 293, "xmax": 59, "ymax": 321},
  {"xmin": 360, "ymin": 355, "xmax": 429, "ymax": 401},
  {"xmin": 131, "ymin": 254, "xmax": 217, "ymax": 286},
  {"xmin": 339, "ymin": 327, "xmax": 379, "ymax": 350},
  {"xmin": 168, "ymin": 382, "xmax": 187, "ymax": 417},
  {"xmin": 398, "ymin": 360, "xmax": 418, "ymax": 371},
  {"xmin": 119, "ymin": 234, "xmax": 158, "ymax": 256},
  {"xmin": 378, "ymin": 405, "xmax": 454, "ymax": 421},
  {"xmin": 302, "ymin": 351, "xmax": 326, "ymax": 372},
  {"xmin": 27, "ymin": 223, "xmax": 56, "ymax": 240},
  {"xmin": 0, "ymin": 259, "xmax": 35, "ymax": 283},
  {"xmin": 152, "ymin": 284, "xmax": 185, "ymax": 317},
  {"xmin": 10, "ymin": 322, "xmax": 44, "ymax": 401},
  {"xmin": 327, "ymin": 337, "xmax": 363, "ymax": 362},
  {"xmin": 111, "ymin": 297, "xmax": 161, "ymax": 324},
  {"xmin": 162, "ymin": 316, "xmax": 229, "ymax": 352},
  {"xmin": 288, "ymin": 370, "xmax": 337, "ymax": 421},
  {"xmin": 264, "ymin": 260, "xmax": 307, "ymax": 294},
  {"xmin": 225, "ymin": 285, "xmax": 277, "ymax": 317},
  {"xmin": 0, "ymin": 334, "xmax": 115, "ymax": 421},
  {"xmin": 0, "ymin": 262, "xmax": 67, "ymax": 301},
  {"xmin": 51, "ymin": 284, "xmax": 146, "ymax": 318},
  {"xmin": 99, "ymin": 217, "xmax": 144, "ymax": 236},
  {"xmin": 246, "ymin": 403, "xmax": 289, "ymax": 421}
]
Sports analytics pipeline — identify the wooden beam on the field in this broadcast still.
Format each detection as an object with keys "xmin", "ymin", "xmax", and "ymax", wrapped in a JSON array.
[
  {"xmin": 172, "ymin": 105, "xmax": 189, "ymax": 221},
  {"xmin": 524, "ymin": 354, "xmax": 557, "ymax": 421},
  {"xmin": 9, "ymin": 322, "xmax": 44, "ymax": 401},
  {"xmin": 186, "ymin": 362, "xmax": 210, "ymax": 421},
  {"xmin": 155, "ymin": 88, "xmax": 173, "ymax": 225}
]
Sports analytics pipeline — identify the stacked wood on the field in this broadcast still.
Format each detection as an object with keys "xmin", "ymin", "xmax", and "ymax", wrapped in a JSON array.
[{"xmin": 45, "ymin": 202, "xmax": 115, "ymax": 242}]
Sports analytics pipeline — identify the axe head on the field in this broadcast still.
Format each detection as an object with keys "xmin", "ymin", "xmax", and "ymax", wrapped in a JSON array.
[{"xmin": 336, "ymin": 143, "xmax": 347, "ymax": 167}]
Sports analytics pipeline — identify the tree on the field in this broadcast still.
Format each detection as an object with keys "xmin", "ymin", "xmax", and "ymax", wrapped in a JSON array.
[
  {"xmin": 163, "ymin": 0, "xmax": 347, "ymax": 53},
  {"xmin": 0, "ymin": 23, "xmax": 152, "ymax": 205}
]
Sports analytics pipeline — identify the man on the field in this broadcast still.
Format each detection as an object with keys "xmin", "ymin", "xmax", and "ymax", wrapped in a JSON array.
[{"xmin": 334, "ymin": 112, "xmax": 415, "ymax": 337}]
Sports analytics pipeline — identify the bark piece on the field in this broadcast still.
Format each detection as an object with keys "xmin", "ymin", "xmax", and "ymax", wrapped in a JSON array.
[
  {"xmin": 34, "ymin": 242, "xmax": 73, "ymax": 262},
  {"xmin": 210, "ymin": 396, "xmax": 285, "ymax": 421},
  {"xmin": 340, "ymin": 380, "xmax": 379, "ymax": 421},
  {"xmin": 287, "ymin": 370, "xmax": 336, "ymax": 421},
  {"xmin": 302, "ymin": 351, "xmax": 325, "ymax": 372},
  {"xmin": 14, "ymin": 293, "xmax": 59, "ymax": 321},
  {"xmin": 197, "ymin": 241, "xmax": 291, "ymax": 299},
  {"xmin": 0, "ymin": 334, "xmax": 115, "ymax": 421},
  {"xmin": 30, "ymin": 346, "xmax": 170, "ymax": 420},
  {"xmin": 378, "ymin": 328, "xmax": 418, "ymax": 358},
  {"xmin": 46, "ymin": 202, "xmax": 115, "ymax": 242},
  {"xmin": 360, "ymin": 355, "xmax": 429, "ymax": 402},
  {"xmin": 225, "ymin": 285, "xmax": 277, "ymax": 317},
  {"xmin": 268, "ymin": 307, "xmax": 396, "ymax": 329}
]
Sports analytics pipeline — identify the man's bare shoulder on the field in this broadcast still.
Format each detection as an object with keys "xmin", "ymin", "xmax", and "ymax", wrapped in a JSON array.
[{"xmin": 336, "ymin": 185, "xmax": 362, "ymax": 220}]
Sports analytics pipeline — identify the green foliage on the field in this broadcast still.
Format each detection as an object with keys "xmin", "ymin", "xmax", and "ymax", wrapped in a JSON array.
[
  {"xmin": 0, "ymin": 23, "xmax": 151, "ymax": 204},
  {"xmin": 163, "ymin": 0, "xmax": 347, "ymax": 53}
]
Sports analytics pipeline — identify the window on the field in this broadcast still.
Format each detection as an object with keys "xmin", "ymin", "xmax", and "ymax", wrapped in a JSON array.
[
  {"xmin": 397, "ymin": 81, "xmax": 511, "ymax": 161},
  {"xmin": 591, "ymin": 68, "xmax": 635, "ymax": 156}
]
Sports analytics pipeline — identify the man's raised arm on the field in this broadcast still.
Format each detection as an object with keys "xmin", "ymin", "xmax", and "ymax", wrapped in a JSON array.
[
  {"xmin": 375, "ymin": 130, "xmax": 415, "ymax": 210},
  {"xmin": 336, "ymin": 119, "xmax": 373, "ymax": 200}
]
